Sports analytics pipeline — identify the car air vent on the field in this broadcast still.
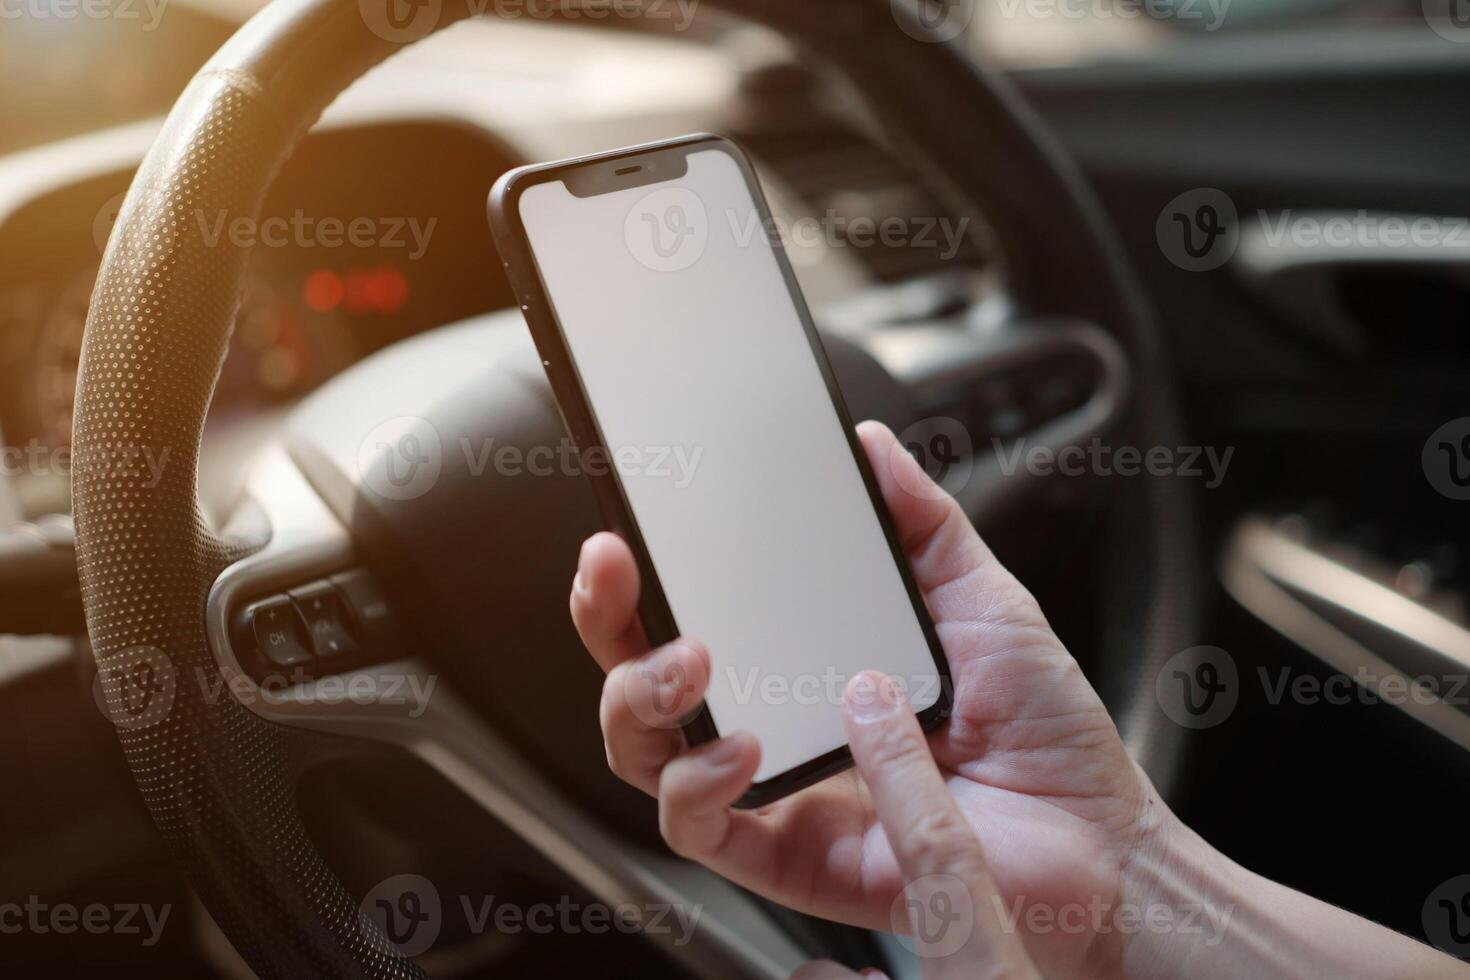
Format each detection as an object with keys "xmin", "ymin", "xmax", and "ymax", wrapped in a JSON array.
[{"xmin": 730, "ymin": 65, "xmax": 985, "ymax": 283}]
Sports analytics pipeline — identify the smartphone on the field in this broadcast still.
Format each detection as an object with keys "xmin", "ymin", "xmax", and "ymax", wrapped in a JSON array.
[{"xmin": 488, "ymin": 134, "xmax": 950, "ymax": 807}]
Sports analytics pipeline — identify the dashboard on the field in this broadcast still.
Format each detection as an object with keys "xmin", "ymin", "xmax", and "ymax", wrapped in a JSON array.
[{"xmin": 0, "ymin": 119, "xmax": 524, "ymax": 516}]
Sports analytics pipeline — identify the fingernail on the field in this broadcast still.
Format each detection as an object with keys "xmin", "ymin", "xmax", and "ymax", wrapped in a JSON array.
[
  {"xmin": 683, "ymin": 639, "xmax": 710, "ymax": 675},
  {"xmin": 574, "ymin": 540, "xmax": 592, "ymax": 594},
  {"xmin": 664, "ymin": 640, "xmax": 708, "ymax": 674},
  {"xmin": 845, "ymin": 672, "xmax": 900, "ymax": 721},
  {"xmin": 703, "ymin": 732, "xmax": 750, "ymax": 768}
]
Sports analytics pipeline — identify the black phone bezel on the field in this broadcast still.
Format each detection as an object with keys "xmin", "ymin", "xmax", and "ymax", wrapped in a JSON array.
[{"xmin": 487, "ymin": 133, "xmax": 952, "ymax": 808}]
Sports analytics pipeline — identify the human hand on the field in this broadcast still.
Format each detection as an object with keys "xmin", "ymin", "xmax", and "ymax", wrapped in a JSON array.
[
  {"xmin": 787, "ymin": 669, "xmax": 1043, "ymax": 979},
  {"xmin": 571, "ymin": 420, "xmax": 1163, "ymax": 978}
]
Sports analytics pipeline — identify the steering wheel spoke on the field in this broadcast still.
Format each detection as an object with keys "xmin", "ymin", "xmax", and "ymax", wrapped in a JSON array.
[
  {"xmin": 860, "ymin": 312, "xmax": 1131, "ymax": 528},
  {"xmin": 201, "ymin": 441, "xmax": 808, "ymax": 979}
]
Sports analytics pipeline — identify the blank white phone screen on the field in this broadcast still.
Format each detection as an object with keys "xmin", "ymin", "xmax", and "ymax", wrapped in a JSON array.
[{"xmin": 519, "ymin": 147, "xmax": 941, "ymax": 782}]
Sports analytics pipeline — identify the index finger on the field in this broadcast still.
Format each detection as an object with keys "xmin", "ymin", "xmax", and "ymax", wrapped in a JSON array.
[{"xmin": 842, "ymin": 672, "xmax": 1037, "ymax": 978}]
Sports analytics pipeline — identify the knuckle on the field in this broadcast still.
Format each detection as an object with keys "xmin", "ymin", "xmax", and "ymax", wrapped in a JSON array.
[
  {"xmin": 657, "ymin": 763, "xmax": 706, "ymax": 859},
  {"xmin": 660, "ymin": 821, "xmax": 693, "ymax": 859},
  {"xmin": 604, "ymin": 742, "xmax": 633, "ymax": 783},
  {"xmin": 903, "ymin": 808, "xmax": 982, "ymax": 876},
  {"xmin": 658, "ymin": 804, "xmax": 698, "ymax": 859},
  {"xmin": 598, "ymin": 668, "xmax": 634, "ymax": 732},
  {"xmin": 865, "ymin": 720, "xmax": 928, "ymax": 771}
]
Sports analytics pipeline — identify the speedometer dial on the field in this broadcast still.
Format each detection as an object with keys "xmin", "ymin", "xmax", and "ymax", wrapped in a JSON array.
[{"xmin": 33, "ymin": 263, "xmax": 359, "ymax": 448}]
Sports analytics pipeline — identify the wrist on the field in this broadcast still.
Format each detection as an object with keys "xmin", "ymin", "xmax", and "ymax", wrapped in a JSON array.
[{"xmin": 1110, "ymin": 781, "xmax": 1239, "ymax": 980}]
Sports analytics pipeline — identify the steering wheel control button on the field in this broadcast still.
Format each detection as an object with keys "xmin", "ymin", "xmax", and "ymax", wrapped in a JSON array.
[
  {"xmin": 330, "ymin": 569, "xmax": 397, "ymax": 653},
  {"xmin": 250, "ymin": 597, "xmax": 314, "ymax": 669},
  {"xmin": 288, "ymin": 582, "xmax": 360, "ymax": 659}
]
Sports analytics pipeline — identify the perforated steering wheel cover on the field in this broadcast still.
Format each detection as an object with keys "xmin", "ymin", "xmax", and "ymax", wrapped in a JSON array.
[
  {"xmin": 74, "ymin": 2, "xmax": 1194, "ymax": 976},
  {"xmin": 75, "ymin": 68, "xmax": 428, "ymax": 976}
]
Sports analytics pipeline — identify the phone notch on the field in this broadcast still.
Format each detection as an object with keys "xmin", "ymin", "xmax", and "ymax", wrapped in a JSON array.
[{"xmin": 564, "ymin": 152, "xmax": 689, "ymax": 198}]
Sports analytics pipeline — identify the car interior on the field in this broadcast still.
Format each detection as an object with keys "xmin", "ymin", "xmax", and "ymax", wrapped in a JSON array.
[{"xmin": 2, "ymin": 0, "xmax": 1468, "ymax": 975}]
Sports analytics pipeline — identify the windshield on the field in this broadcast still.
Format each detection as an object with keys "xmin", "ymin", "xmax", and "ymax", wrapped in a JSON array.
[{"xmin": 0, "ymin": 3, "xmax": 233, "ymax": 155}]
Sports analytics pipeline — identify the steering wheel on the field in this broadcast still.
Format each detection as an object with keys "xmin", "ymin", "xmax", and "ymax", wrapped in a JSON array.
[{"xmin": 75, "ymin": 1, "xmax": 1198, "ymax": 975}]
